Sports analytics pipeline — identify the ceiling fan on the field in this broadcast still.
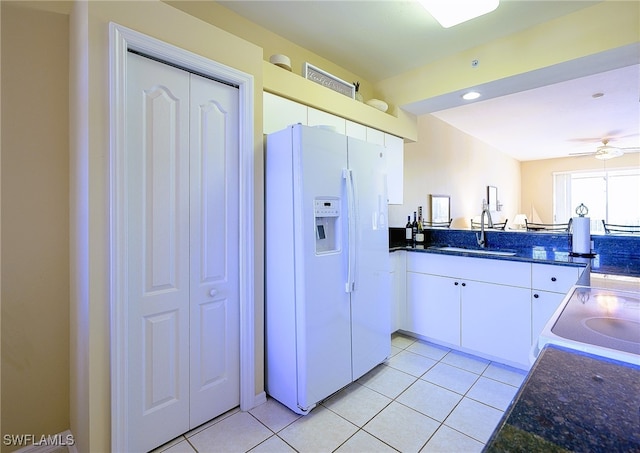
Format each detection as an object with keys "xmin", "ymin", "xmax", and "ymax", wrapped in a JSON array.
[{"xmin": 569, "ymin": 138, "xmax": 640, "ymax": 160}]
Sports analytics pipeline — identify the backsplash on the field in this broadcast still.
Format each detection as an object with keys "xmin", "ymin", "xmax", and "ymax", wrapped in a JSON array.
[{"xmin": 389, "ymin": 228, "xmax": 640, "ymax": 277}]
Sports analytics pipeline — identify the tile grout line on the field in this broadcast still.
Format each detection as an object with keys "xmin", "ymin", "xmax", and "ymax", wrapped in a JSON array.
[
  {"xmin": 390, "ymin": 335, "xmax": 525, "ymax": 446},
  {"xmin": 166, "ymin": 334, "xmax": 525, "ymax": 453}
]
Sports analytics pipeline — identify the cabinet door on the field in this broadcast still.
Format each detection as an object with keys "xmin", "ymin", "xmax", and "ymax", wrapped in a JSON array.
[
  {"xmin": 307, "ymin": 107, "xmax": 346, "ymax": 134},
  {"xmin": 390, "ymin": 251, "xmax": 406, "ymax": 333},
  {"xmin": 384, "ymin": 134, "xmax": 404, "ymax": 205},
  {"xmin": 366, "ymin": 127, "xmax": 385, "ymax": 146},
  {"xmin": 263, "ymin": 92, "xmax": 308, "ymax": 134},
  {"xmin": 406, "ymin": 272, "xmax": 460, "ymax": 346},
  {"xmin": 531, "ymin": 290, "xmax": 565, "ymax": 344},
  {"xmin": 346, "ymin": 120, "xmax": 367, "ymax": 141},
  {"xmin": 461, "ymin": 281, "xmax": 531, "ymax": 368}
]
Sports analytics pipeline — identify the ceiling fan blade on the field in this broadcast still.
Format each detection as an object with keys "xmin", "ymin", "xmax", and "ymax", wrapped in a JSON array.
[
  {"xmin": 567, "ymin": 137, "xmax": 607, "ymax": 143},
  {"xmin": 567, "ymin": 131, "xmax": 638, "ymax": 144},
  {"xmin": 568, "ymin": 151, "xmax": 596, "ymax": 156}
]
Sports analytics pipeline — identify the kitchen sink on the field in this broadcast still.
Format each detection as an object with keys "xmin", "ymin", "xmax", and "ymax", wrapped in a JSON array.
[{"xmin": 429, "ymin": 246, "xmax": 517, "ymax": 257}]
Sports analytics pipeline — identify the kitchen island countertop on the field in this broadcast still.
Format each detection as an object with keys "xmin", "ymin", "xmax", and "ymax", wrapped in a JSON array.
[{"xmin": 484, "ymin": 344, "xmax": 640, "ymax": 452}]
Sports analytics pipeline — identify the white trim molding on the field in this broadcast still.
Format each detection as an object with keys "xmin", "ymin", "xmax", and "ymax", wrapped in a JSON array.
[{"xmin": 108, "ymin": 23, "xmax": 256, "ymax": 452}]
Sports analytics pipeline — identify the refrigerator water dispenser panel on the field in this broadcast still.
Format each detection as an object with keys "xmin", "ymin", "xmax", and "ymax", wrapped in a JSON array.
[{"xmin": 314, "ymin": 198, "xmax": 341, "ymax": 254}]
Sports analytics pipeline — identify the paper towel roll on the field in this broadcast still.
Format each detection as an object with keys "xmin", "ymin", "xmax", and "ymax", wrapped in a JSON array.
[{"xmin": 572, "ymin": 217, "xmax": 591, "ymax": 255}]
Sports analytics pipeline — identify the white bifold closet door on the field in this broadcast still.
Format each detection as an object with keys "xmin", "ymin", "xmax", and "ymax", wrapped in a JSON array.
[{"xmin": 125, "ymin": 51, "xmax": 240, "ymax": 452}]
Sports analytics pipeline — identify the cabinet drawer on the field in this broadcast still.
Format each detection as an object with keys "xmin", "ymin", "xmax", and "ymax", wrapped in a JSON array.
[
  {"xmin": 406, "ymin": 252, "xmax": 440, "ymax": 273},
  {"xmin": 407, "ymin": 252, "xmax": 531, "ymax": 288},
  {"xmin": 532, "ymin": 263, "xmax": 582, "ymax": 293}
]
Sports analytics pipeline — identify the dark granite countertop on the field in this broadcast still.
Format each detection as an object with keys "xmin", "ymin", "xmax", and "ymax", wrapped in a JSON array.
[
  {"xmin": 390, "ymin": 243, "xmax": 590, "ymax": 269},
  {"xmin": 389, "ymin": 228, "xmax": 640, "ymax": 277},
  {"xmin": 484, "ymin": 344, "xmax": 640, "ymax": 452}
]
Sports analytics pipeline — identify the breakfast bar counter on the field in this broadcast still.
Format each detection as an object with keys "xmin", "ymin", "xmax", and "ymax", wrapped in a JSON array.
[{"xmin": 484, "ymin": 344, "xmax": 640, "ymax": 452}]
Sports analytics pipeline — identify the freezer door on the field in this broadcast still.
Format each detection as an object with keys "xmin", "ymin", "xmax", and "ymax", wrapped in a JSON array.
[
  {"xmin": 293, "ymin": 125, "xmax": 353, "ymax": 410},
  {"xmin": 347, "ymin": 137, "xmax": 392, "ymax": 380}
]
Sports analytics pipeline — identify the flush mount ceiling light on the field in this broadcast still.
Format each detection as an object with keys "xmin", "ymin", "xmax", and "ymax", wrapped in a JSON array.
[
  {"xmin": 462, "ymin": 91, "xmax": 481, "ymax": 100},
  {"xmin": 418, "ymin": 0, "xmax": 500, "ymax": 28}
]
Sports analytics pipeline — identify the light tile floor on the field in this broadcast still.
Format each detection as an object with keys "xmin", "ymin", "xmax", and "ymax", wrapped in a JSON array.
[{"xmin": 153, "ymin": 334, "xmax": 527, "ymax": 453}]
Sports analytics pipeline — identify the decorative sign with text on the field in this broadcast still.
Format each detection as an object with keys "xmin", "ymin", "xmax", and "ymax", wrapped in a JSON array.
[{"xmin": 303, "ymin": 63, "xmax": 355, "ymax": 99}]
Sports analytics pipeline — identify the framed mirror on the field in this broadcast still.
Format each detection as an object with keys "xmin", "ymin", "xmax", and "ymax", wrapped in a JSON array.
[
  {"xmin": 430, "ymin": 194, "xmax": 450, "ymax": 223},
  {"xmin": 488, "ymin": 186, "xmax": 498, "ymax": 211}
]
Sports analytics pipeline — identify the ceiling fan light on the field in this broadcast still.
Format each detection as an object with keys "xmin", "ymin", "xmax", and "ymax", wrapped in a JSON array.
[
  {"xmin": 594, "ymin": 146, "xmax": 623, "ymax": 160},
  {"xmin": 418, "ymin": 0, "xmax": 500, "ymax": 28}
]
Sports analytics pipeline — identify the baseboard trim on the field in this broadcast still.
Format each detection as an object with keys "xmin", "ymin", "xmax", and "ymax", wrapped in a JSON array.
[{"xmin": 253, "ymin": 391, "xmax": 267, "ymax": 408}]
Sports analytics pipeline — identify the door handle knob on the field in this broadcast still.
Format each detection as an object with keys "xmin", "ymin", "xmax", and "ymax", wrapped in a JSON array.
[{"xmin": 209, "ymin": 289, "xmax": 218, "ymax": 297}]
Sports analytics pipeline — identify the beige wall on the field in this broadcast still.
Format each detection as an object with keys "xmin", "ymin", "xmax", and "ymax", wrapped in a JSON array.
[
  {"xmin": 389, "ymin": 114, "xmax": 521, "ymax": 229},
  {"xmin": 0, "ymin": 0, "xmax": 3, "ymax": 440},
  {"xmin": 168, "ymin": 1, "xmax": 417, "ymax": 141},
  {"xmin": 166, "ymin": 0, "xmax": 378, "ymax": 102},
  {"xmin": 1, "ymin": 4, "xmax": 70, "ymax": 451},
  {"xmin": 521, "ymin": 153, "xmax": 640, "ymax": 224}
]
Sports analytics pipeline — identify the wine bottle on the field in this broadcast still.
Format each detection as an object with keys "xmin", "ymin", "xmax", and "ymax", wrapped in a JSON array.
[
  {"xmin": 412, "ymin": 211, "xmax": 418, "ymax": 244},
  {"xmin": 405, "ymin": 216, "xmax": 412, "ymax": 243},
  {"xmin": 416, "ymin": 207, "xmax": 425, "ymax": 244}
]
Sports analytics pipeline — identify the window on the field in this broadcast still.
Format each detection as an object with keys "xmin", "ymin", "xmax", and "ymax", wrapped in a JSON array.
[{"xmin": 553, "ymin": 168, "xmax": 640, "ymax": 233}]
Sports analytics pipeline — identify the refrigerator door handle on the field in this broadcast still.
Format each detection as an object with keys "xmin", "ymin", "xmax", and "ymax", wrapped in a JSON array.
[{"xmin": 343, "ymin": 168, "xmax": 356, "ymax": 293}]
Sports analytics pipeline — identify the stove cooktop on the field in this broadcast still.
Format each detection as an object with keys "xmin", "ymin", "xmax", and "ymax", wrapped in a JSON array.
[{"xmin": 539, "ymin": 285, "xmax": 640, "ymax": 366}]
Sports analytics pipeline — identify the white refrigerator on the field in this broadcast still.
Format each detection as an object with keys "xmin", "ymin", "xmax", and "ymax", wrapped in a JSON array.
[{"xmin": 265, "ymin": 124, "xmax": 391, "ymax": 415}]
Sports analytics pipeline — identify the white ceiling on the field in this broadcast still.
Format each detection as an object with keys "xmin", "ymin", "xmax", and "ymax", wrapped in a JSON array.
[{"xmin": 219, "ymin": 0, "xmax": 640, "ymax": 161}]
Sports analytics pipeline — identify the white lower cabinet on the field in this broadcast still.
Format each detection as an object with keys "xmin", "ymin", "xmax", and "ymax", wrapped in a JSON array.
[
  {"xmin": 531, "ymin": 290, "xmax": 565, "ymax": 344},
  {"xmin": 406, "ymin": 272, "xmax": 460, "ymax": 346},
  {"xmin": 403, "ymin": 252, "xmax": 585, "ymax": 370},
  {"xmin": 530, "ymin": 263, "xmax": 583, "ymax": 344},
  {"xmin": 390, "ymin": 251, "xmax": 406, "ymax": 333},
  {"xmin": 461, "ymin": 281, "xmax": 531, "ymax": 367}
]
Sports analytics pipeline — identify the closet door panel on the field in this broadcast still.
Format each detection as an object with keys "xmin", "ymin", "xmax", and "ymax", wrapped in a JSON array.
[
  {"xmin": 126, "ymin": 52, "xmax": 191, "ymax": 452},
  {"xmin": 189, "ymin": 73, "xmax": 241, "ymax": 428}
]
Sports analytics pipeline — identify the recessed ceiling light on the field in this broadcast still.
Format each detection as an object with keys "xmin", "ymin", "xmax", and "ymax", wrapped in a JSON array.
[
  {"xmin": 462, "ymin": 91, "xmax": 481, "ymax": 101},
  {"xmin": 418, "ymin": 0, "xmax": 500, "ymax": 28}
]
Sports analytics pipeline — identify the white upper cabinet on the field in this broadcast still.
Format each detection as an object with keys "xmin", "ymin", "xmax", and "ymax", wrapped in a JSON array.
[
  {"xmin": 384, "ymin": 134, "xmax": 404, "ymax": 205},
  {"xmin": 365, "ymin": 127, "xmax": 385, "ymax": 146},
  {"xmin": 263, "ymin": 92, "xmax": 307, "ymax": 134},
  {"xmin": 263, "ymin": 93, "xmax": 404, "ymax": 205},
  {"xmin": 346, "ymin": 120, "xmax": 367, "ymax": 141},
  {"xmin": 308, "ymin": 107, "xmax": 346, "ymax": 135}
]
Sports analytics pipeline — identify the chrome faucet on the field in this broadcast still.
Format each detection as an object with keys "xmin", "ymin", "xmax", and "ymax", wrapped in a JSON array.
[{"xmin": 476, "ymin": 206, "xmax": 493, "ymax": 248}]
